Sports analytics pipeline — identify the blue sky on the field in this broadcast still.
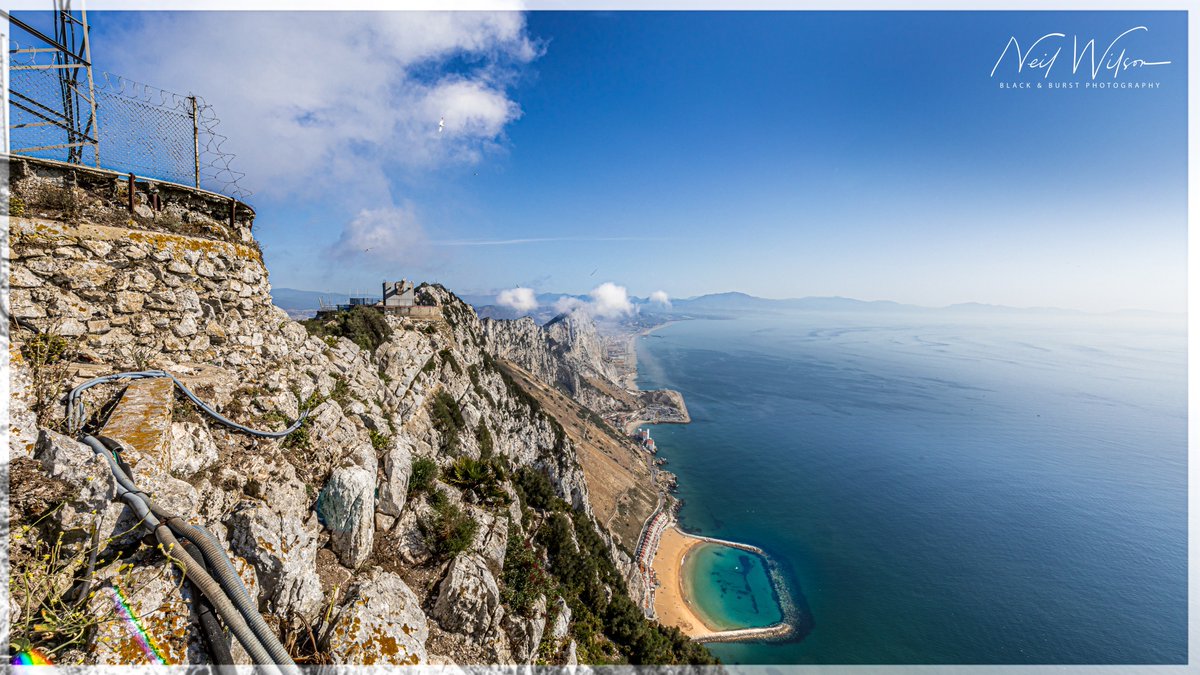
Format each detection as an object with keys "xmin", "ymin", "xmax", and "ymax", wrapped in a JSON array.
[{"xmin": 32, "ymin": 11, "xmax": 1191, "ymax": 312}]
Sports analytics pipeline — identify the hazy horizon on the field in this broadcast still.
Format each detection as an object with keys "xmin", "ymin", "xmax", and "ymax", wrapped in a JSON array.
[{"xmin": 272, "ymin": 284, "xmax": 1185, "ymax": 317}]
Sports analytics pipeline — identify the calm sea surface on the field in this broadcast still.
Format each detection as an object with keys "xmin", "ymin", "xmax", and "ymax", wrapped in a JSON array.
[{"xmin": 635, "ymin": 312, "xmax": 1186, "ymax": 664}]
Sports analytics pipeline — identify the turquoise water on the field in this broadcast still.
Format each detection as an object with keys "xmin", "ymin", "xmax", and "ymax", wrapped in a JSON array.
[
  {"xmin": 684, "ymin": 543, "xmax": 783, "ymax": 631},
  {"xmin": 637, "ymin": 312, "xmax": 1186, "ymax": 664}
]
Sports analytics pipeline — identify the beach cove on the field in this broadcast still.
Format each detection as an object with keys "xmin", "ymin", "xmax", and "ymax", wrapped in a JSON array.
[{"xmin": 651, "ymin": 524, "xmax": 793, "ymax": 643}]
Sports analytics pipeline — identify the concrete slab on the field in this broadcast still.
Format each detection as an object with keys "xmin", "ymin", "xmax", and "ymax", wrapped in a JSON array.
[{"xmin": 100, "ymin": 376, "xmax": 175, "ymax": 475}]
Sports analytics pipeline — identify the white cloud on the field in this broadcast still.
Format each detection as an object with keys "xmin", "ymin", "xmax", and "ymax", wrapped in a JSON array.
[
  {"xmin": 496, "ymin": 287, "xmax": 538, "ymax": 313},
  {"xmin": 554, "ymin": 296, "xmax": 587, "ymax": 315},
  {"xmin": 102, "ymin": 12, "xmax": 540, "ymax": 201},
  {"xmin": 589, "ymin": 282, "xmax": 634, "ymax": 318},
  {"xmin": 649, "ymin": 290, "xmax": 671, "ymax": 307},
  {"xmin": 555, "ymin": 283, "xmax": 636, "ymax": 319},
  {"xmin": 327, "ymin": 205, "xmax": 430, "ymax": 266}
]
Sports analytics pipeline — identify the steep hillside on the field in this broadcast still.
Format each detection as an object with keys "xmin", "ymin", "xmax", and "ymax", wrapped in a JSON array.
[
  {"xmin": 5, "ymin": 157, "xmax": 714, "ymax": 667},
  {"xmin": 481, "ymin": 313, "xmax": 690, "ymax": 430}
]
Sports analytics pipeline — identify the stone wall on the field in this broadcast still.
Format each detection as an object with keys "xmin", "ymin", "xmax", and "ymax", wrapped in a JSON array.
[{"xmin": 7, "ymin": 155, "xmax": 282, "ymax": 370}]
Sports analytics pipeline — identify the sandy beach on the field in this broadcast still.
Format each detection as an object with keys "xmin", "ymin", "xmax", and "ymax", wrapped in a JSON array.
[{"xmin": 651, "ymin": 526, "xmax": 718, "ymax": 638}]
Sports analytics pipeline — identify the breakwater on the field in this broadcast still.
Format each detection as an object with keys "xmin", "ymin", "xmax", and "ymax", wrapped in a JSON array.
[{"xmin": 675, "ymin": 527, "xmax": 803, "ymax": 644}]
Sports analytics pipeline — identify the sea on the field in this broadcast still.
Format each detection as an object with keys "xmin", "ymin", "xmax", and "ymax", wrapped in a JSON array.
[{"xmin": 635, "ymin": 310, "xmax": 1187, "ymax": 664}]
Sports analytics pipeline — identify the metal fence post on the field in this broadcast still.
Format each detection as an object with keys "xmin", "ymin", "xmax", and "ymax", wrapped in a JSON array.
[{"xmin": 190, "ymin": 95, "xmax": 200, "ymax": 188}]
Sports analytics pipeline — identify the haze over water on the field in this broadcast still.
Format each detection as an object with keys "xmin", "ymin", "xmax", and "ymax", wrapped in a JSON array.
[{"xmin": 636, "ymin": 311, "xmax": 1186, "ymax": 664}]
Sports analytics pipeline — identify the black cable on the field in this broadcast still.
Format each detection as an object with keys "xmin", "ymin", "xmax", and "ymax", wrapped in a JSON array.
[{"xmin": 181, "ymin": 539, "xmax": 235, "ymax": 666}]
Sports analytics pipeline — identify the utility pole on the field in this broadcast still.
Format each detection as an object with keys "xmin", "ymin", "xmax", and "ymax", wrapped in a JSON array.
[{"xmin": 190, "ymin": 95, "xmax": 200, "ymax": 188}]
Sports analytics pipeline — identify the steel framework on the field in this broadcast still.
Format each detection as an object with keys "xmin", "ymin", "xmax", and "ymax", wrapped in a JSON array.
[{"xmin": 4, "ymin": 1, "xmax": 99, "ymax": 165}]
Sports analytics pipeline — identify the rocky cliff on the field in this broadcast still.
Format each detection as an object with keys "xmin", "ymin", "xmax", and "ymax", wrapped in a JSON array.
[
  {"xmin": 482, "ymin": 313, "xmax": 689, "ymax": 429},
  {"xmin": 5, "ymin": 156, "xmax": 712, "ymax": 667}
]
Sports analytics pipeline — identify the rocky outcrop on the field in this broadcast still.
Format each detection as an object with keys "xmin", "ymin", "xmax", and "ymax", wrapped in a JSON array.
[
  {"xmin": 324, "ymin": 569, "xmax": 428, "ymax": 665},
  {"xmin": 503, "ymin": 594, "xmax": 547, "ymax": 664},
  {"xmin": 377, "ymin": 438, "xmax": 413, "ymax": 518},
  {"xmin": 482, "ymin": 311, "xmax": 689, "ymax": 425},
  {"xmin": 431, "ymin": 553, "xmax": 503, "ymax": 637},
  {"xmin": 482, "ymin": 313, "xmax": 615, "ymax": 401},
  {"xmin": 34, "ymin": 429, "xmax": 126, "ymax": 539},
  {"xmin": 317, "ymin": 465, "xmax": 376, "ymax": 569},
  {"xmin": 228, "ymin": 469, "xmax": 325, "ymax": 621}
]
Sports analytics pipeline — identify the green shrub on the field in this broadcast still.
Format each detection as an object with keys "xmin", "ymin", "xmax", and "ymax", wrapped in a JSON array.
[
  {"xmin": 438, "ymin": 348, "xmax": 462, "ymax": 375},
  {"xmin": 430, "ymin": 390, "xmax": 464, "ymax": 452},
  {"xmin": 445, "ymin": 456, "xmax": 508, "ymax": 505},
  {"xmin": 475, "ymin": 421, "xmax": 494, "ymax": 459},
  {"xmin": 21, "ymin": 332, "xmax": 68, "ymax": 365},
  {"xmin": 408, "ymin": 457, "xmax": 438, "ymax": 496},
  {"xmin": 421, "ymin": 489, "xmax": 479, "ymax": 559},
  {"xmin": 514, "ymin": 467, "xmax": 559, "ymax": 512},
  {"xmin": 300, "ymin": 305, "xmax": 393, "ymax": 353},
  {"xmin": 369, "ymin": 429, "xmax": 391, "ymax": 453},
  {"xmin": 501, "ymin": 533, "xmax": 554, "ymax": 617}
]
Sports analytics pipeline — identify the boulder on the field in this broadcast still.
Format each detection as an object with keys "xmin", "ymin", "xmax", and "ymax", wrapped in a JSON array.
[
  {"xmin": 377, "ymin": 438, "xmax": 413, "ymax": 517},
  {"xmin": 550, "ymin": 595, "xmax": 572, "ymax": 643},
  {"xmin": 167, "ymin": 422, "xmax": 220, "ymax": 479},
  {"xmin": 323, "ymin": 568, "xmax": 429, "ymax": 665},
  {"xmin": 431, "ymin": 553, "xmax": 502, "ymax": 636},
  {"xmin": 316, "ymin": 465, "xmax": 376, "ymax": 569},
  {"xmin": 503, "ymin": 594, "xmax": 547, "ymax": 664},
  {"xmin": 228, "ymin": 488, "xmax": 323, "ymax": 621},
  {"xmin": 474, "ymin": 509, "xmax": 508, "ymax": 576},
  {"xmin": 35, "ymin": 429, "xmax": 127, "ymax": 538},
  {"xmin": 88, "ymin": 559, "xmax": 202, "ymax": 665}
]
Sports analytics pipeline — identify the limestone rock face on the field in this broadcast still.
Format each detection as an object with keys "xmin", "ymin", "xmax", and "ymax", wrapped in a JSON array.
[
  {"xmin": 88, "ymin": 559, "xmax": 201, "ymax": 665},
  {"xmin": 550, "ymin": 596, "xmax": 572, "ymax": 643},
  {"xmin": 565, "ymin": 640, "xmax": 578, "ymax": 666},
  {"xmin": 8, "ymin": 353, "xmax": 40, "ymax": 459},
  {"xmin": 432, "ymin": 553, "xmax": 503, "ymax": 637},
  {"xmin": 324, "ymin": 568, "xmax": 429, "ymax": 665},
  {"xmin": 228, "ymin": 480, "xmax": 324, "ymax": 621},
  {"xmin": 503, "ymin": 594, "xmax": 548, "ymax": 664},
  {"xmin": 317, "ymin": 465, "xmax": 376, "ymax": 569},
  {"xmin": 34, "ymin": 429, "xmax": 126, "ymax": 537},
  {"xmin": 377, "ymin": 438, "xmax": 413, "ymax": 517},
  {"xmin": 475, "ymin": 510, "xmax": 509, "ymax": 576},
  {"xmin": 167, "ymin": 421, "xmax": 220, "ymax": 479}
]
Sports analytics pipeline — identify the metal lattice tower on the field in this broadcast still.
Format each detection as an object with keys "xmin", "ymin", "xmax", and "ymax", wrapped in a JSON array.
[{"xmin": 5, "ymin": 0, "xmax": 99, "ymax": 166}]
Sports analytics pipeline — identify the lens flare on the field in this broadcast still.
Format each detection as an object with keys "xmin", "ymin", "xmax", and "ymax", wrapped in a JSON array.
[
  {"xmin": 11, "ymin": 648, "xmax": 52, "ymax": 665},
  {"xmin": 107, "ymin": 585, "xmax": 169, "ymax": 664}
]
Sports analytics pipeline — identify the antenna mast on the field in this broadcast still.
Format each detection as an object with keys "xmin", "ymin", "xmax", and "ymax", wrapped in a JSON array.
[{"xmin": 7, "ymin": 0, "xmax": 100, "ymax": 166}]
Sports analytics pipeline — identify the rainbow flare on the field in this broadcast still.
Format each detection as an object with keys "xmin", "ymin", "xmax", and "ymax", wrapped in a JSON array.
[
  {"xmin": 106, "ymin": 586, "xmax": 169, "ymax": 665},
  {"xmin": 11, "ymin": 648, "xmax": 52, "ymax": 666}
]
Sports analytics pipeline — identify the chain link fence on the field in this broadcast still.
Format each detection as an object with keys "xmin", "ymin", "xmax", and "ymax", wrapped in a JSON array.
[{"xmin": 8, "ymin": 43, "xmax": 251, "ymax": 199}]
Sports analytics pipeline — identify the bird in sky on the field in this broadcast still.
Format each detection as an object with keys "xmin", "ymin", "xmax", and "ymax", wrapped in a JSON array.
[
  {"xmin": 590, "ymin": 268, "xmax": 598, "ymax": 276},
  {"xmin": 438, "ymin": 117, "xmax": 445, "ymax": 134}
]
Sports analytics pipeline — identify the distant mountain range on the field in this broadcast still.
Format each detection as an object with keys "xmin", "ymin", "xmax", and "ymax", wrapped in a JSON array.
[
  {"xmin": 271, "ymin": 288, "xmax": 349, "ymax": 311},
  {"xmin": 273, "ymin": 287, "xmax": 1179, "ymax": 322}
]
